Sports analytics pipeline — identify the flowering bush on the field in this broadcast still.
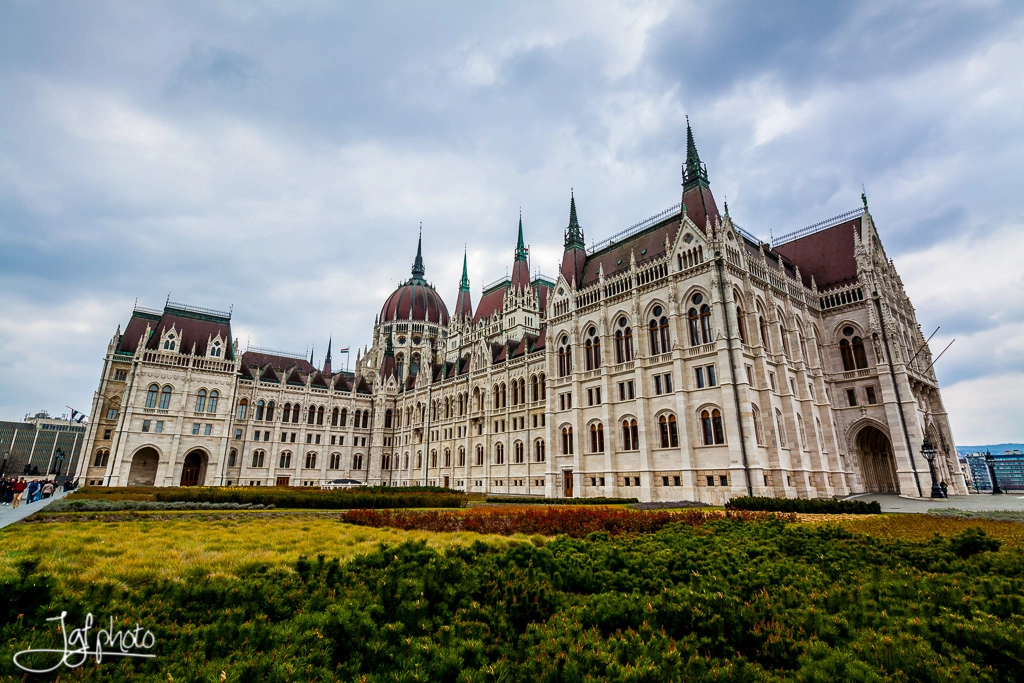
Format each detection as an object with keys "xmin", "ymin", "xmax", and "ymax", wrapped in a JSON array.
[
  {"xmin": 338, "ymin": 506, "xmax": 791, "ymax": 537},
  {"xmin": 152, "ymin": 486, "xmax": 465, "ymax": 509}
]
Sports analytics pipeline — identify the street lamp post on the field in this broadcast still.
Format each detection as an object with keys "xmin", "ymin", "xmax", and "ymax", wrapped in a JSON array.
[
  {"xmin": 1, "ymin": 451, "xmax": 8, "ymax": 477},
  {"xmin": 921, "ymin": 438, "xmax": 945, "ymax": 499}
]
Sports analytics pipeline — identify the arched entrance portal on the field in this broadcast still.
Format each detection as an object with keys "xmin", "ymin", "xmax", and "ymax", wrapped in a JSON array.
[
  {"xmin": 855, "ymin": 426, "xmax": 900, "ymax": 494},
  {"xmin": 180, "ymin": 450, "xmax": 207, "ymax": 487},
  {"xmin": 127, "ymin": 447, "xmax": 159, "ymax": 486}
]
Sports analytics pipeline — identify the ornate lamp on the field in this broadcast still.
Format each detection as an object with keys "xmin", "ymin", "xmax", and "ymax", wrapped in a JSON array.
[{"xmin": 921, "ymin": 438, "xmax": 944, "ymax": 499}]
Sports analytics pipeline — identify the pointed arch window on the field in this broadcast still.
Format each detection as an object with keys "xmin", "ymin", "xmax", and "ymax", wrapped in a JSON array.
[
  {"xmin": 775, "ymin": 409, "xmax": 787, "ymax": 447},
  {"xmin": 751, "ymin": 404, "xmax": 765, "ymax": 445},
  {"xmin": 254, "ymin": 399, "xmax": 265, "ymax": 421},
  {"xmin": 331, "ymin": 407, "xmax": 340, "ymax": 427},
  {"xmin": 444, "ymin": 448, "xmax": 451, "ymax": 467},
  {"xmin": 614, "ymin": 317, "xmax": 633, "ymax": 362},
  {"xmin": 292, "ymin": 404, "xmax": 301, "ymax": 424},
  {"xmin": 590, "ymin": 422, "xmax": 605, "ymax": 453},
  {"xmin": 531, "ymin": 375, "xmax": 540, "ymax": 402},
  {"xmin": 557, "ymin": 335, "xmax": 573, "ymax": 377},
  {"xmin": 317, "ymin": 406, "xmax": 325, "ymax": 426},
  {"xmin": 759, "ymin": 316, "xmax": 771, "ymax": 351},
  {"xmin": 514, "ymin": 441, "xmax": 524, "ymax": 463},
  {"xmin": 494, "ymin": 443, "xmax": 504, "ymax": 464},
  {"xmin": 700, "ymin": 409, "xmax": 725, "ymax": 445},
  {"xmin": 659, "ymin": 414, "xmax": 679, "ymax": 448},
  {"xmin": 251, "ymin": 449, "xmax": 266, "ymax": 468},
  {"xmin": 621, "ymin": 419, "xmax": 639, "ymax": 451},
  {"xmin": 700, "ymin": 305, "xmax": 713, "ymax": 344},
  {"xmin": 735, "ymin": 299, "xmax": 747, "ymax": 345},
  {"xmin": 209, "ymin": 390, "xmax": 219, "ymax": 414},
  {"xmin": 159, "ymin": 386, "xmax": 172, "ymax": 410},
  {"xmin": 458, "ymin": 447, "xmax": 466, "ymax": 466},
  {"xmin": 539, "ymin": 373, "xmax": 547, "ymax": 400},
  {"xmin": 146, "ymin": 384, "xmax": 159, "ymax": 409},
  {"xmin": 195, "ymin": 389, "xmax": 208, "ymax": 413},
  {"xmin": 279, "ymin": 451, "xmax": 292, "ymax": 468},
  {"xmin": 353, "ymin": 453, "xmax": 363, "ymax": 470},
  {"xmin": 384, "ymin": 409, "xmax": 393, "ymax": 429},
  {"xmin": 584, "ymin": 328, "xmax": 601, "ymax": 370},
  {"xmin": 340, "ymin": 407, "xmax": 348, "ymax": 427},
  {"xmin": 852, "ymin": 337, "xmax": 868, "ymax": 369},
  {"xmin": 307, "ymin": 406, "xmax": 316, "ymax": 425},
  {"xmin": 561, "ymin": 426, "xmax": 574, "ymax": 455},
  {"xmin": 648, "ymin": 306, "xmax": 670, "ymax": 354},
  {"xmin": 476, "ymin": 444, "xmax": 484, "ymax": 466},
  {"xmin": 535, "ymin": 439, "xmax": 546, "ymax": 462}
]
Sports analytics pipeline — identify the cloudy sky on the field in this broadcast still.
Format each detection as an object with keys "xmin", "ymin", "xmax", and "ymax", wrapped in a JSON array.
[{"xmin": 1, "ymin": 0, "xmax": 1021, "ymax": 445}]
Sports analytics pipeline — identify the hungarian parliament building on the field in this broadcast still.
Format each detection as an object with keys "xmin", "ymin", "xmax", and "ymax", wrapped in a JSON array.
[{"xmin": 75, "ymin": 124, "xmax": 965, "ymax": 502}]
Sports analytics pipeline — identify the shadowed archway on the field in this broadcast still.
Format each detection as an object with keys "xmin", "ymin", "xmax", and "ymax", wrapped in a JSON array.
[
  {"xmin": 855, "ymin": 426, "xmax": 900, "ymax": 494},
  {"xmin": 180, "ymin": 450, "xmax": 208, "ymax": 487},
  {"xmin": 127, "ymin": 447, "xmax": 159, "ymax": 486}
]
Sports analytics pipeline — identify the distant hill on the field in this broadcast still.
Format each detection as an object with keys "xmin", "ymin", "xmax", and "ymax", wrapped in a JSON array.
[{"xmin": 957, "ymin": 444, "xmax": 1024, "ymax": 456}]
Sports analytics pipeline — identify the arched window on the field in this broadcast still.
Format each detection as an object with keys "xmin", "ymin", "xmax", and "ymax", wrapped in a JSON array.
[
  {"xmin": 775, "ymin": 409, "xmax": 787, "ymax": 447},
  {"xmin": 362, "ymin": 411, "xmax": 369, "ymax": 429},
  {"xmin": 494, "ymin": 443, "xmax": 504, "ymax": 464},
  {"xmin": 614, "ymin": 317, "xmax": 633, "ymax": 362},
  {"xmin": 251, "ymin": 449, "xmax": 266, "ymax": 468},
  {"xmin": 94, "ymin": 449, "xmax": 110, "ymax": 467},
  {"xmin": 531, "ymin": 375, "xmax": 539, "ymax": 402},
  {"xmin": 385, "ymin": 409, "xmax": 393, "ymax": 429},
  {"xmin": 688, "ymin": 308, "xmax": 700, "ymax": 346},
  {"xmin": 416, "ymin": 451, "xmax": 422, "ymax": 469},
  {"xmin": 700, "ymin": 305, "xmax": 713, "ymax": 344},
  {"xmin": 431, "ymin": 449, "xmax": 438, "ymax": 467},
  {"xmin": 735, "ymin": 300, "xmax": 747, "ymax": 345},
  {"xmin": 444, "ymin": 448, "xmax": 451, "ymax": 467},
  {"xmin": 778, "ymin": 311, "xmax": 791, "ymax": 358},
  {"xmin": 561, "ymin": 427, "xmax": 573, "ymax": 455},
  {"xmin": 317, "ymin": 406, "xmax": 324, "ymax": 426},
  {"xmin": 590, "ymin": 422, "xmax": 605, "ymax": 453},
  {"xmin": 648, "ymin": 306, "xmax": 670, "ymax": 355},
  {"xmin": 539, "ymin": 373, "xmax": 547, "ymax": 400},
  {"xmin": 534, "ymin": 439, "xmax": 546, "ymax": 462},
  {"xmin": 476, "ymin": 445, "xmax": 484, "ymax": 466},
  {"xmin": 195, "ymin": 389, "xmax": 208, "ymax": 413},
  {"xmin": 557, "ymin": 335, "xmax": 572, "ymax": 377},
  {"xmin": 292, "ymin": 404, "xmax": 300, "ymax": 424},
  {"xmin": 396, "ymin": 353, "xmax": 404, "ymax": 382},
  {"xmin": 307, "ymin": 406, "xmax": 316, "ymax": 425},
  {"xmin": 658, "ymin": 414, "xmax": 679, "ymax": 448},
  {"xmin": 797, "ymin": 414, "xmax": 807, "ymax": 450},
  {"xmin": 458, "ymin": 447, "xmax": 465, "ymax": 466},
  {"xmin": 254, "ymin": 399, "xmax": 264, "ymax": 421},
  {"xmin": 700, "ymin": 409, "xmax": 725, "ymax": 445},
  {"xmin": 839, "ymin": 339, "xmax": 855, "ymax": 371},
  {"xmin": 146, "ymin": 384, "xmax": 159, "ymax": 409},
  {"xmin": 511, "ymin": 381, "xmax": 519, "ymax": 406},
  {"xmin": 228, "ymin": 449, "xmax": 236, "ymax": 467},
  {"xmin": 751, "ymin": 404, "xmax": 765, "ymax": 445},
  {"xmin": 211, "ymin": 341, "xmax": 222, "ymax": 357},
  {"xmin": 852, "ymin": 337, "xmax": 868, "ymax": 369},
  {"xmin": 353, "ymin": 453, "xmax": 363, "ymax": 470},
  {"xmin": 518, "ymin": 379, "xmax": 526, "ymax": 405},
  {"xmin": 209, "ymin": 390, "xmax": 219, "ymax": 414},
  {"xmin": 332, "ymin": 407, "xmax": 340, "ymax": 427},
  {"xmin": 354, "ymin": 409, "xmax": 362, "ymax": 428},
  {"xmin": 621, "ymin": 419, "xmax": 639, "ymax": 450},
  {"xmin": 279, "ymin": 451, "xmax": 292, "ymax": 468},
  {"xmin": 514, "ymin": 441, "xmax": 524, "ymax": 463},
  {"xmin": 759, "ymin": 316, "xmax": 771, "ymax": 351},
  {"xmin": 330, "ymin": 452, "xmax": 341, "ymax": 469},
  {"xmin": 236, "ymin": 398, "xmax": 248, "ymax": 420},
  {"xmin": 159, "ymin": 385, "xmax": 172, "ymax": 410},
  {"xmin": 584, "ymin": 328, "xmax": 601, "ymax": 370},
  {"xmin": 340, "ymin": 407, "xmax": 348, "ymax": 427}
]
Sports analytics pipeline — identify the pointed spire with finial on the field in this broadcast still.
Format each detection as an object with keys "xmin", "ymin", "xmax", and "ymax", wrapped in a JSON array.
[
  {"xmin": 454, "ymin": 246, "xmax": 475, "ymax": 320},
  {"xmin": 459, "ymin": 247, "xmax": 470, "ymax": 292},
  {"xmin": 564, "ymin": 188, "xmax": 585, "ymax": 250},
  {"xmin": 515, "ymin": 211, "xmax": 528, "ymax": 262},
  {"xmin": 510, "ymin": 211, "xmax": 530, "ymax": 290},
  {"xmin": 323, "ymin": 336, "xmax": 333, "ymax": 375},
  {"xmin": 683, "ymin": 115, "xmax": 710, "ymax": 191},
  {"xmin": 309, "ymin": 344, "xmax": 314, "ymax": 366},
  {"xmin": 861, "ymin": 184, "xmax": 869, "ymax": 210},
  {"xmin": 411, "ymin": 224, "xmax": 425, "ymax": 279}
]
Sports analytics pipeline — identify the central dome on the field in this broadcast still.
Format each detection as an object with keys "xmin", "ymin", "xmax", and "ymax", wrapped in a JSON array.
[{"xmin": 379, "ymin": 234, "xmax": 450, "ymax": 326}]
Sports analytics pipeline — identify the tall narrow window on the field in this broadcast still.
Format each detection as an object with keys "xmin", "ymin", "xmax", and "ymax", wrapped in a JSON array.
[
  {"xmin": 614, "ymin": 317, "xmax": 633, "ymax": 362},
  {"xmin": 254, "ymin": 399, "xmax": 264, "ymax": 421},
  {"xmin": 561, "ymin": 427, "xmax": 574, "ymax": 455},
  {"xmin": 621, "ymin": 419, "xmax": 638, "ymax": 450},
  {"xmin": 700, "ymin": 409, "xmax": 725, "ymax": 445},
  {"xmin": 759, "ymin": 316, "xmax": 771, "ymax": 351},
  {"xmin": 236, "ymin": 399, "xmax": 248, "ymax": 420},
  {"xmin": 852, "ymin": 336, "xmax": 868, "ymax": 369},
  {"xmin": 590, "ymin": 422, "xmax": 605, "ymax": 453},
  {"xmin": 751, "ymin": 404, "xmax": 765, "ymax": 445},
  {"xmin": 159, "ymin": 386, "xmax": 172, "ymax": 410},
  {"xmin": 476, "ymin": 445, "xmax": 484, "ymax": 466},
  {"xmin": 495, "ymin": 443, "xmax": 504, "ymax": 464},
  {"xmin": 700, "ymin": 305, "xmax": 713, "ymax": 344},
  {"xmin": 307, "ymin": 406, "xmax": 316, "ymax": 425},
  {"xmin": 340, "ymin": 407, "xmax": 347, "ymax": 427},
  {"xmin": 775, "ymin": 409, "xmax": 787, "ymax": 447},
  {"xmin": 209, "ymin": 390, "xmax": 219, "ymax": 414},
  {"xmin": 293, "ymin": 404, "xmax": 301, "ymax": 424},
  {"xmin": 659, "ymin": 414, "xmax": 679, "ymax": 448},
  {"xmin": 332, "ymin": 407, "xmax": 339, "ymax": 426},
  {"xmin": 735, "ymin": 300, "xmax": 747, "ymax": 344},
  {"xmin": 195, "ymin": 389, "xmax": 208, "ymax": 413},
  {"xmin": 558, "ymin": 336, "xmax": 573, "ymax": 377},
  {"xmin": 514, "ymin": 442, "xmax": 524, "ymax": 463},
  {"xmin": 146, "ymin": 384, "xmax": 159, "ymax": 409},
  {"xmin": 535, "ymin": 439, "xmax": 546, "ymax": 462},
  {"xmin": 585, "ymin": 328, "xmax": 601, "ymax": 370},
  {"xmin": 317, "ymin": 406, "xmax": 324, "ymax": 425}
]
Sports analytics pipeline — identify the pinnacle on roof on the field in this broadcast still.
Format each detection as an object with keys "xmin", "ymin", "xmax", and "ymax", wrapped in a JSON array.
[
  {"xmin": 325, "ymin": 336, "xmax": 332, "ymax": 364},
  {"xmin": 515, "ymin": 211, "xmax": 528, "ymax": 262},
  {"xmin": 683, "ymin": 116, "xmax": 710, "ymax": 191},
  {"xmin": 459, "ymin": 247, "xmax": 470, "ymax": 292},
  {"xmin": 384, "ymin": 331, "xmax": 394, "ymax": 357},
  {"xmin": 411, "ymin": 226, "xmax": 425, "ymax": 279},
  {"xmin": 564, "ymin": 189, "xmax": 585, "ymax": 250}
]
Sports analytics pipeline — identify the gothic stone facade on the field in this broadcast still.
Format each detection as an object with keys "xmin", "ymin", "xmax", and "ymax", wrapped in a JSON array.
[{"xmin": 75, "ymin": 126, "xmax": 964, "ymax": 501}]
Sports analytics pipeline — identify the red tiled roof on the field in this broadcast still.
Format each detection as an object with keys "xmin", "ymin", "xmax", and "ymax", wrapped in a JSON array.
[
  {"xmin": 241, "ymin": 351, "xmax": 317, "ymax": 374},
  {"xmin": 580, "ymin": 215, "xmax": 681, "ymax": 288},
  {"xmin": 116, "ymin": 311, "xmax": 161, "ymax": 355},
  {"xmin": 772, "ymin": 217, "xmax": 862, "ymax": 290},
  {"xmin": 144, "ymin": 312, "xmax": 232, "ymax": 359},
  {"xmin": 380, "ymin": 278, "xmax": 450, "ymax": 326},
  {"xmin": 473, "ymin": 288, "xmax": 506, "ymax": 323}
]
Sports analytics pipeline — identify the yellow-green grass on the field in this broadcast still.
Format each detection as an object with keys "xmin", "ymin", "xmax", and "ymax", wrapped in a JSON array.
[
  {"xmin": 0, "ymin": 513, "xmax": 518, "ymax": 592},
  {"xmin": 823, "ymin": 513, "xmax": 1024, "ymax": 548}
]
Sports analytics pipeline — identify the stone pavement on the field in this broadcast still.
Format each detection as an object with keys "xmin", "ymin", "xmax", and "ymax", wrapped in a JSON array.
[
  {"xmin": 0, "ymin": 488, "xmax": 68, "ymax": 530},
  {"xmin": 846, "ymin": 492, "xmax": 1024, "ymax": 513}
]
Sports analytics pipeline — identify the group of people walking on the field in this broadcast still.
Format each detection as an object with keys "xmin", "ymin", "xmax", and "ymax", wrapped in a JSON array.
[{"xmin": 1, "ymin": 477, "xmax": 58, "ymax": 509}]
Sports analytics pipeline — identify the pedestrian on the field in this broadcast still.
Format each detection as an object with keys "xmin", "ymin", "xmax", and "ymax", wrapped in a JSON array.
[
  {"xmin": 940, "ymin": 480, "xmax": 949, "ymax": 498},
  {"xmin": 1, "ymin": 477, "xmax": 11, "ymax": 505},
  {"xmin": 11, "ymin": 477, "xmax": 27, "ymax": 509},
  {"xmin": 42, "ymin": 480, "xmax": 54, "ymax": 499},
  {"xmin": 26, "ymin": 479, "xmax": 39, "ymax": 504}
]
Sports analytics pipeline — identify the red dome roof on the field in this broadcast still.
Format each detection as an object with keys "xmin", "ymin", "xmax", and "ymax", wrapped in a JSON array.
[
  {"xmin": 380, "ymin": 279, "xmax": 450, "ymax": 326},
  {"xmin": 380, "ymin": 234, "xmax": 450, "ymax": 326}
]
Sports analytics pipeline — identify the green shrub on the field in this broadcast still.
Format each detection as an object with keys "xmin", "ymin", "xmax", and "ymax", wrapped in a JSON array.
[
  {"xmin": 948, "ymin": 526, "xmax": 1001, "ymax": 558},
  {"xmin": 485, "ymin": 495, "xmax": 639, "ymax": 505},
  {"xmin": 726, "ymin": 496, "xmax": 881, "ymax": 514},
  {"xmin": 152, "ymin": 486, "xmax": 465, "ymax": 509}
]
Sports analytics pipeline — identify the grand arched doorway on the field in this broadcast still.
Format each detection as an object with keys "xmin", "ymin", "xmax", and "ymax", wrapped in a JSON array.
[
  {"xmin": 855, "ymin": 426, "xmax": 900, "ymax": 493},
  {"xmin": 127, "ymin": 447, "xmax": 159, "ymax": 486},
  {"xmin": 180, "ymin": 450, "xmax": 207, "ymax": 487}
]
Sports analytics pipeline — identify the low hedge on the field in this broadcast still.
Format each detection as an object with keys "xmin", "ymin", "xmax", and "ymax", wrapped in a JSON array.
[
  {"xmin": 725, "ymin": 496, "xmax": 881, "ymax": 514},
  {"xmin": 152, "ymin": 486, "xmax": 465, "ymax": 509},
  {"xmin": 485, "ymin": 496, "xmax": 639, "ymax": 505},
  {"xmin": 47, "ymin": 499, "xmax": 275, "ymax": 512}
]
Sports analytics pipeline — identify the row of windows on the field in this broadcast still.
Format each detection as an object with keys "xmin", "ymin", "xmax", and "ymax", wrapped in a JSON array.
[
  {"xmin": 237, "ymin": 401, "xmax": 371, "ymax": 429},
  {"xmin": 246, "ymin": 450, "xmax": 349, "ymax": 470},
  {"xmin": 557, "ymin": 411, "xmax": 722, "ymax": 454}
]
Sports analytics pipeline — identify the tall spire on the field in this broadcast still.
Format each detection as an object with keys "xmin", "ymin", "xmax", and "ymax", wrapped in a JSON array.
[
  {"xmin": 323, "ymin": 336, "xmax": 333, "ymax": 375},
  {"xmin": 564, "ymin": 188, "xmax": 585, "ymax": 250},
  {"xmin": 459, "ymin": 247, "xmax": 470, "ymax": 292},
  {"xmin": 683, "ymin": 116, "xmax": 710, "ymax": 191},
  {"xmin": 411, "ymin": 225, "xmax": 425, "ymax": 279},
  {"xmin": 515, "ymin": 211, "xmax": 528, "ymax": 262}
]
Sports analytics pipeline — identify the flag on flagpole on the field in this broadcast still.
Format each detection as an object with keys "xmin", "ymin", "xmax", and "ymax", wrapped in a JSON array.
[{"xmin": 338, "ymin": 347, "xmax": 350, "ymax": 353}]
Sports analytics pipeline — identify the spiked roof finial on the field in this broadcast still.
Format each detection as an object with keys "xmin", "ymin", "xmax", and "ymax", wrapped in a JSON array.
[
  {"xmin": 683, "ymin": 116, "xmax": 710, "ymax": 191},
  {"xmin": 459, "ymin": 246, "xmax": 470, "ymax": 292},
  {"xmin": 564, "ymin": 188, "xmax": 585, "ymax": 250},
  {"xmin": 411, "ymin": 225, "xmax": 425, "ymax": 279},
  {"xmin": 515, "ymin": 210, "xmax": 528, "ymax": 262}
]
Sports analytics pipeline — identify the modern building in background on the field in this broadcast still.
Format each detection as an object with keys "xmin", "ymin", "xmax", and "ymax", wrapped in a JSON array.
[
  {"xmin": 74, "ymin": 123, "xmax": 964, "ymax": 501},
  {"xmin": 1, "ymin": 412, "xmax": 85, "ymax": 479}
]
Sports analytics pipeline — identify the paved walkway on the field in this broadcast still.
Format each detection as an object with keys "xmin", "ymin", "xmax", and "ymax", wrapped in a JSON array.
[
  {"xmin": 846, "ymin": 492, "xmax": 1024, "ymax": 513},
  {"xmin": 0, "ymin": 488, "xmax": 69, "ymax": 530}
]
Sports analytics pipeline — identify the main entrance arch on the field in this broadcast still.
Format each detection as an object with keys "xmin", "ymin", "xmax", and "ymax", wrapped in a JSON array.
[
  {"xmin": 855, "ymin": 425, "xmax": 900, "ymax": 494},
  {"xmin": 127, "ymin": 447, "xmax": 159, "ymax": 486},
  {"xmin": 180, "ymin": 450, "xmax": 207, "ymax": 487}
]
